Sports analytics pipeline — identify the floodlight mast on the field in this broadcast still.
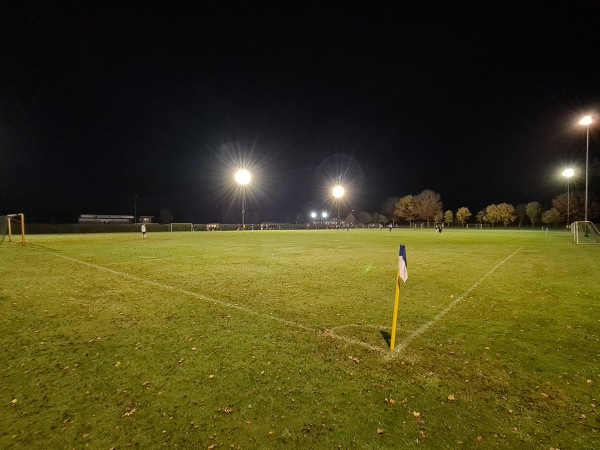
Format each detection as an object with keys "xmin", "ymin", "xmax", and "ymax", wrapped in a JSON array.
[
  {"xmin": 235, "ymin": 169, "xmax": 251, "ymax": 230},
  {"xmin": 562, "ymin": 168, "xmax": 574, "ymax": 226},
  {"xmin": 332, "ymin": 184, "xmax": 345, "ymax": 223},
  {"xmin": 579, "ymin": 115, "xmax": 592, "ymax": 222}
]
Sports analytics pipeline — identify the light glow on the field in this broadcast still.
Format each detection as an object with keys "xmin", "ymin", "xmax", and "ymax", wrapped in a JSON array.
[
  {"xmin": 579, "ymin": 115, "xmax": 592, "ymax": 126},
  {"xmin": 332, "ymin": 185, "xmax": 345, "ymax": 198},
  {"xmin": 235, "ymin": 169, "xmax": 251, "ymax": 185},
  {"xmin": 562, "ymin": 168, "xmax": 575, "ymax": 178}
]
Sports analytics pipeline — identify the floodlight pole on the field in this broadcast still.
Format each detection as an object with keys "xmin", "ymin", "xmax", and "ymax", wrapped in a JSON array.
[
  {"xmin": 562, "ymin": 169, "xmax": 574, "ymax": 227},
  {"xmin": 235, "ymin": 169, "xmax": 251, "ymax": 230},
  {"xmin": 567, "ymin": 177, "xmax": 571, "ymax": 226},
  {"xmin": 584, "ymin": 122, "xmax": 589, "ymax": 222},
  {"xmin": 241, "ymin": 186, "xmax": 246, "ymax": 230},
  {"xmin": 579, "ymin": 115, "xmax": 592, "ymax": 222},
  {"xmin": 134, "ymin": 194, "xmax": 137, "ymax": 224}
]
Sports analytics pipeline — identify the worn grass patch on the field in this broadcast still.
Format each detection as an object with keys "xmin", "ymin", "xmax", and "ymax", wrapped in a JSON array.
[{"xmin": 0, "ymin": 228, "xmax": 598, "ymax": 448}]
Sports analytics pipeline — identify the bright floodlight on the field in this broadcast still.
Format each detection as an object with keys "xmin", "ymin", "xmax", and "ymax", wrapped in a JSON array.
[
  {"xmin": 310, "ymin": 211, "xmax": 317, "ymax": 219},
  {"xmin": 562, "ymin": 168, "xmax": 575, "ymax": 178},
  {"xmin": 235, "ymin": 169, "xmax": 251, "ymax": 185},
  {"xmin": 579, "ymin": 115, "xmax": 592, "ymax": 126},
  {"xmin": 332, "ymin": 185, "xmax": 345, "ymax": 198},
  {"xmin": 321, "ymin": 212, "xmax": 328, "ymax": 218}
]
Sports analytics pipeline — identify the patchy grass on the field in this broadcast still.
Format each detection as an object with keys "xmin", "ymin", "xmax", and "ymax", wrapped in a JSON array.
[{"xmin": 0, "ymin": 228, "xmax": 598, "ymax": 448}]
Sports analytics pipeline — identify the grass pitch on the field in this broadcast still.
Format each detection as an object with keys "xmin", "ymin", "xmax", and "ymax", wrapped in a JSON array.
[{"xmin": 1, "ymin": 228, "xmax": 598, "ymax": 449}]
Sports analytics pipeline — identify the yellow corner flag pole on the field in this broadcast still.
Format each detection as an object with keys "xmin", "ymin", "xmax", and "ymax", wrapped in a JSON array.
[
  {"xmin": 390, "ymin": 274, "xmax": 401, "ymax": 351},
  {"xmin": 390, "ymin": 244, "xmax": 408, "ymax": 352}
]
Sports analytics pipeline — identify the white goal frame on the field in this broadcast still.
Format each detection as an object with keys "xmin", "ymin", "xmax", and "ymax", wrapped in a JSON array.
[
  {"xmin": 571, "ymin": 221, "xmax": 600, "ymax": 244},
  {"xmin": 169, "ymin": 223, "xmax": 194, "ymax": 232}
]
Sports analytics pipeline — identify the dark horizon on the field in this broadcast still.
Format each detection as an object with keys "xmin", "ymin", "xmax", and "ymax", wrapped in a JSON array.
[{"xmin": 1, "ymin": 2, "xmax": 598, "ymax": 224}]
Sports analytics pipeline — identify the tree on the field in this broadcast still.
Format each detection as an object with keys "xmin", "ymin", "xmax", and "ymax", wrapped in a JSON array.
[
  {"xmin": 357, "ymin": 211, "xmax": 372, "ymax": 225},
  {"xmin": 515, "ymin": 203, "xmax": 527, "ymax": 227},
  {"xmin": 476, "ymin": 209, "xmax": 485, "ymax": 225},
  {"xmin": 381, "ymin": 197, "xmax": 399, "ymax": 225},
  {"xmin": 373, "ymin": 212, "xmax": 388, "ymax": 225},
  {"xmin": 553, "ymin": 191, "xmax": 600, "ymax": 223},
  {"xmin": 525, "ymin": 202, "xmax": 542, "ymax": 227},
  {"xmin": 456, "ymin": 207, "xmax": 471, "ymax": 227},
  {"xmin": 484, "ymin": 204, "xmax": 501, "ymax": 227},
  {"xmin": 443, "ymin": 210, "xmax": 454, "ymax": 226},
  {"xmin": 542, "ymin": 208, "xmax": 560, "ymax": 228},
  {"xmin": 416, "ymin": 189, "xmax": 443, "ymax": 225},
  {"xmin": 394, "ymin": 195, "xmax": 420, "ymax": 226},
  {"xmin": 497, "ymin": 203, "xmax": 516, "ymax": 227}
]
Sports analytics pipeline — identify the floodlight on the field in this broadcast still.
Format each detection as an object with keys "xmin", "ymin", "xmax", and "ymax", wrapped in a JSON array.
[
  {"xmin": 235, "ymin": 169, "xmax": 251, "ymax": 185},
  {"xmin": 332, "ymin": 185, "xmax": 345, "ymax": 198}
]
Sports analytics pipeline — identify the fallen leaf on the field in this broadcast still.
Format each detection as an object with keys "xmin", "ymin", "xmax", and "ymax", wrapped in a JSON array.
[
  {"xmin": 413, "ymin": 411, "xmax": 421, "ymax": 418},
  {"xmin": 376, "ymin": 428, "xmax": 384, "ymax": 435},
  {"xmin": 447, "ymin": 394, "xmax": 456, "ymax": 401}
]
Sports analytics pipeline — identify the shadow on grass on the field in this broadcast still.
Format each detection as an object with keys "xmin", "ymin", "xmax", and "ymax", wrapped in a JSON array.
[{"xmin": 380, "ymin": 330, "xmax": 391, "ymax": 347}]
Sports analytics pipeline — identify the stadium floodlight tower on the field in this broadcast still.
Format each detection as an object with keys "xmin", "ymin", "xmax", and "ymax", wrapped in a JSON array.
[
  {"xmin": 562, "ymin": 168, "xmax": 575, "ymax": 226},
  {"xmin": 332, "ymin": 184, "xmax": 345, "ymax": 224},
  {"xmin": 579, "ymin": 115, "xmax": 592, "ymax": 222},
  {"xmin": 235, "ymin": 169, "xmax": 251, "ymax": 230}
]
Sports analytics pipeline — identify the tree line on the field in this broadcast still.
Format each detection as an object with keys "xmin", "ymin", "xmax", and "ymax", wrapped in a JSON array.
[{"xmin": 351, "ymin": 189, "xmax": 599, "ymax": 227}]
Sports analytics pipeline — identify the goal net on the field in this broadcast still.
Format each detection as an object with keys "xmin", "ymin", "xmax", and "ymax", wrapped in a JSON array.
[
  {"xmin": 169, "ymin": 223, "xmax": 194, "ymax": 232},
  {"xmin": 571, "ymin": 221, "xmax": 600, "ymax": 244},
  {"xmin": 1, "ymin": 213, "xmax": 26, "ymax": 245}
]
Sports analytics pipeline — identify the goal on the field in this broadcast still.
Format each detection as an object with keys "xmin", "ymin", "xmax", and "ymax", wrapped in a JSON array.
[
  {"xmin": 1, "ymin": 213, "xmax": 26, "ymax": 245},
  {"xmin": 466, "ymin": 223, "xmax": 483, "ymax": 229},
  {"xmin": 571, "ymin": 221, "xmax": 600, "ymax": 244},
  {"xmin": 169, "ymin": 223, "xmax": 194, "ymax": 232}
]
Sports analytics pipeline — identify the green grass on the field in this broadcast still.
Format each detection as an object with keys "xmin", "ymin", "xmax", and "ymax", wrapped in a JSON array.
[{"xmin": 1, "ymin": 228, "xmax": 598, "ymax": 449}]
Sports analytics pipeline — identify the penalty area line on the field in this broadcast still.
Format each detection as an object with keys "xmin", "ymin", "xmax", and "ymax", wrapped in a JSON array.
[
  {"xmin": 388, "ymin": 244, "xmax": 527, "ymax": 359},
  {"xmin": 47, "ymin": 251, "xmax": 384, "ymax": 354}
]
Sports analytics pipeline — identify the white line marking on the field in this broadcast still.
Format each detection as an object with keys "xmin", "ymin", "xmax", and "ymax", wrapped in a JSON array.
[
  {"xmin": 388, "ymin": 244, "xmax": 527, "ymax": 358},
  {"xmin": 48, "ymin": 252, "xmax": 384, "ymax": 353}
]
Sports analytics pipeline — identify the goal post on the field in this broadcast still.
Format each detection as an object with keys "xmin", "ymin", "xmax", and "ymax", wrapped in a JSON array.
[
  {"xmin": 571, "ymin": 221, "xmax": 600, "ymax": 244},
  {"xmin": 169, "ymin": 223, "xmax": 194, "ymax": 232},
  {"xmin": 1, "ymin": 213, "xmax": 26, "ymax": 245}
]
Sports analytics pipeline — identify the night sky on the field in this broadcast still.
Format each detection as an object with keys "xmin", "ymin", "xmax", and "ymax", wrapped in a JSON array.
[{"xmin": 1, "ymin": 1, "xmax": 598, "ymax": 224}]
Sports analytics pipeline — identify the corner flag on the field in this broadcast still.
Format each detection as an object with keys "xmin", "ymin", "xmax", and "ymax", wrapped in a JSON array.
[
  {"xmin": 391, "ymin": 244, "xmax": 407, "ymax": 352},
  {"xmin": 398, "ymin": 244, "xmax": 408, "ymax": 283}
]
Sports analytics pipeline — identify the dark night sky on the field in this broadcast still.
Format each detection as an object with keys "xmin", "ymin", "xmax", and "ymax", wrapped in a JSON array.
[{"xmin": 1, "ymin": 1, "xmax": 598, "ymax": 223}]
